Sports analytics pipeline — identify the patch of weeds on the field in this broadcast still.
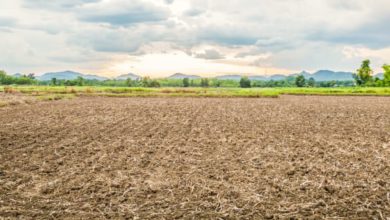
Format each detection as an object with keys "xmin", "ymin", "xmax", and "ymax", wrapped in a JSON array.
[
  {"xmin": 4, "ymin": 86, "xmax": 16, "ymax": 94},
  {"xmin": 37, "ymin": 94, "xmax": 75, "ymax": 101},
  {"xmin": 0, "ymin": 101, "xmax": 8, "ymax": 107}
]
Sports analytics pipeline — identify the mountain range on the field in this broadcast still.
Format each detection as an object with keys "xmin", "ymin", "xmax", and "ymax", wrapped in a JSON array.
[
  {"xmin": 36, "ymin": 71, "xmax": 109, "ymax": 81},
  {"xmin": 115, "ymin": 73, "xmax": 141, "ymax": 80},
  {"xmin": 11, "ymin": 70, "xmax": 384, "ymax": 81},
  {"xmin": 175, "ymin": 70, "xmax": 356, "ymax": 81},
  {"xmin": 168, "ymin": 73, "xmax": 201, "ymax": 79}
]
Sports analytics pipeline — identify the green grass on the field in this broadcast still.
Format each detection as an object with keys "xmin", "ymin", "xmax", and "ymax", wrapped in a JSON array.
[
  {"xmin": 1, "ymin": 86, "xmax": 390, "ymax": 98},
  {"xmin": 276, "ymin": 87, "xmax": 390, "ymax": 96}
]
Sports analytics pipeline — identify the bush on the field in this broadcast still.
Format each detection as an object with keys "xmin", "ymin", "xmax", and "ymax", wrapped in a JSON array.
[
  {"xmin": 239, "ymin": 77, "xmax": 251, "ymax": 88},
  {"xmin": 295, "ymin": 75, "xmax": 306, "ymax": 87}
]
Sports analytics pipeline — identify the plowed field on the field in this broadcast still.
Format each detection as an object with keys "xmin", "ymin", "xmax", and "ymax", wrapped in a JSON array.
[{"xmin": 1, "ymin": 96, "xmax": 389, "ymax": 219}]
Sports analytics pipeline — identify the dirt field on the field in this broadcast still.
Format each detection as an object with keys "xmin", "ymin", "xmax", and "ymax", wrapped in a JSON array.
[{"xmin": 1, "ymin": 96, "xmax": 389, "ymax": 219}]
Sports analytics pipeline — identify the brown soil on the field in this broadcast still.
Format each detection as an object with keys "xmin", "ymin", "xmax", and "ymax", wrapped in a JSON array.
[
  {"xmin": 1, "ymin": 96, "xmax": 389, "ymax": 219},
  {"xmin": 0, "ymin": 93, "xmax": 36, "ymax": 107}
]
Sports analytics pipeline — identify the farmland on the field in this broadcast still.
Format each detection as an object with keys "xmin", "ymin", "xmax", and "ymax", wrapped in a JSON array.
[
  {"xmin": 1, "ymin": 93, "xmax": 389, "ymax": 219},
  {"xmin": 1, "ymin": 86, "xmax": 390, "ymax": 104}
]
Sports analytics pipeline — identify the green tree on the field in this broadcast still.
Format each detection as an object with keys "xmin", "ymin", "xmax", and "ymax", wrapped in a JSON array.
[
  {"xmin": 383, "ymin": 64, "xmax": 390, "ymax": 86},
  {"xmin": 76, "ymin": 76, "xmax": 84, "ymax": 86},
  {"xmin": 141, "ymin": 77, "xmax": 151, "ymax": 87},
  {"xmin": 183, "ymin": 78, "xmax": 189, "ymax": 87},
  {"xmin": 27, "ymin": 73, "xmax": 35, "ymax": 79},
  {"xmin": 353, "ymin": 60, "xmax": 373, "ymax": 86},
  {"xmin": 307, "ymin": 77, "xmax": 315, "ymax": 87},
  {"xmin": 125, "ymin": 78, "xmax": 133, "ymax": 87},
  {"xmin": 0, "ymin": 70, "xmax": 6, "ymax": 84},
  {"xmin": 239, "ymin": 76, "xmax": 251, "ymax": 88},
  {"xmin": 295, "ymin": 75, "xmax": 306, "ymax": 87},
  {"xmin": 51, "ymin": 78, "xmax": 57, "ymax": 86},
  {"xmin": 200, "ymin": 78, "xmax": 209, "ymax": 87},
  {"xmin": 214, "ymin": 80, "xmax": 221, "ymax": 87},
  {"xmin": 149, "ymin": 80, "xmax": 160, "ymax": 87},
  {"xmin": 141, "ymin": 77, "xmax": 160, "ymax": 87}
]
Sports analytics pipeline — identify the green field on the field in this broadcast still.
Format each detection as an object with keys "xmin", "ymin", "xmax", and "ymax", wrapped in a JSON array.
[{"xmin": 2, "ymin": 85, "xmax": 390, "ymax": 98}]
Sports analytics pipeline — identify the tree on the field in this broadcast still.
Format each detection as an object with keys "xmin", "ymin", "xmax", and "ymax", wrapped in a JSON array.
[
  {"xmin": 51, "ymin": 78, "xmax": 57, "ymax": 86},
  {"xmin": 353, "ymin": 60, "xmax": 373, "ymax": 86},
  {"xmin": 149, "ymin": 80, "xmax": 160, "ymax": 87},
  {"xmin": 214, "ymin": 80, "xmax": 221, "ymax": 87},
  {"xmin": 125, "ymin": 78, "xmax": 133, "ymax": 87},
  {"xmin": 76, "ymin": 76, "xmax": 84, "ymax": 86},
  {"xmin": 141, "ymin": 77, "xmax": 150, "ymax": 87},
  {"xmin": 0, "ymin": 70, "xmax": 6, "ymax": 84},
  {"xmin": 295, "ymin": 75, "xmax": 306, "ymax": 87},
  {"xmin": 239, "ymin": 77, "xmax": 251, "ymax": 88},
  {"xmin": 200, "ymin": 78, "xmax": 209, "ymax": 87},
  {"xmin": 183, "ymin": 78, "xmax": 189, "ymax": 87},
  {"xmin": 27, "ymin": 73, "xmax": 35, "ymax": 79},
  {"xmin": 383, "ymin": 64, "xmax": 390, "ymax": 86},
  {"xmin": 307, "ymin": 77, "xmax": 315, "ymax": 87},
  {"xmin": 141, "ymin": 77, "xmax": 160, "ymax": 87}
]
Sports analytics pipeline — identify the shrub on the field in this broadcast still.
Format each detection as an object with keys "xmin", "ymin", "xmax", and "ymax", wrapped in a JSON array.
[
  {"xmin": 239, "ymin": 77, "xmax": 251, "ymax": 88},
  {"xmin": 4, "ymin": 86, "xmax": 16, "ymax": 93}
]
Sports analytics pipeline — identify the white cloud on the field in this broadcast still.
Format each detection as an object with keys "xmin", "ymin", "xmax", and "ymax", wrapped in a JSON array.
[{"xmin": 0, "ymin": 0, "xmax": 389, "ymax": 76}]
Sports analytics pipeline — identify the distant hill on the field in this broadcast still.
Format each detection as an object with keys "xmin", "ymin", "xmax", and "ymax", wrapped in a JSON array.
[
  {"xmin": 215, "ymin": 70, "xmax": 355, "ymax": 81},
  {"xmin": 215, "ymin": 75, "xmax": 242, "ymax": 80},
  {"xmin": 168, "ymin": 73, "xmax": 200, "ymax": 79},
  {"xmin": 12, "ymin": 73, "xmax": 23, "ymax": 78},
  {"xmin": 303, "ymin": 70, "xmax": 354, "ymax": 81},
  {"xmin": 37, "ymin": 71, "xmax": 108, "ymax": 81},
  {"xmin": 116, "ymin": 73, "xmax": 141, "ymax": 80},
  {"xmin": 268, "ymin": 74, "xmax": 288, "ymax": 80},
  {"xmin": 248, "ymin": 75, "xmax": 267, "ymax": 81},
  {"xmin": 375, "ymin": 73, "xmax": 384, "ymax": 79},
  {"xmin": 217, "ymin": 74, "xmax": 289, "ymax": 81}
]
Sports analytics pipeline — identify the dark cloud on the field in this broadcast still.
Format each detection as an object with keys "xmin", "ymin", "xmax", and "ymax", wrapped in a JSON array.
[
  {"xmin": 328, "ymin": 0, "xmax": 363, "ymax": 10},
  {"xmin": 164, "ymin": 0, "xmax": 174, "ymax": 4},
  {"xmin": 78, "ymin": 1, "xmax": 170, "ymax": 26},
  {"xmin": 71, "ymin": 30, "xmax": 143, "ymax": 53},
  {"xmin": 23, "ymin": 0, "xmax": 101, "ymax": 9},
  {"xmin": 80, "ymin": 12, "xmax": 169, "ymax": 26},
  {"xmin": 195, "ymin": 49, "xmax": 224, "ymax": 60},
  {"xmin": 68, "ymin": 23, "xmax": 169, "ymax": 53},
  {"xmin": 307, "ymin": 16, "xmax": 390, "ymax": 48},
  {"xmin": 198, "ymin": 26, "xmax": 258, "ymax": 46},
  {"xmin": 0, "ymin": 17, "xmax": 17, "ymax": 28},
  {"xmin": 183, "ymin": 8, "xmax": 204, "ymax": 17}
]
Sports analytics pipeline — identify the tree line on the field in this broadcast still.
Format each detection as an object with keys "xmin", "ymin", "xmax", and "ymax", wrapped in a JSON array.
[{"xmin": 1, "ymin": 60, "xmax": 389, "ymax": 88}]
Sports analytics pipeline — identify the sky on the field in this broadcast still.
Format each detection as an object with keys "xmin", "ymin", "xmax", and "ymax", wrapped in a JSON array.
[{"xmin": 0, "ymin": 0, "xmax": 389, "ymax": 78}]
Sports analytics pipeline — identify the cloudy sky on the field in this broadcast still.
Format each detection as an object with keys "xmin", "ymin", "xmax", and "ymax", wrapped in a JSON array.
[{"xmin": 1, "ymin": 0, "xmax": 389, "ymax": 77}]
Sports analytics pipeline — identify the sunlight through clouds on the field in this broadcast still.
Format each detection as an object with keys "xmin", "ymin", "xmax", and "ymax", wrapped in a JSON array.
[{"xmin": 0, "ymin": 0, "xmax": 389, "ymax": 77}]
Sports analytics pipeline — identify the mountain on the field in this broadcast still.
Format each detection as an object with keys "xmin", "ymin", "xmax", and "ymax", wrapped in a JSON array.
[
  {"xmin": 215, "ymin": 75, "xmax": 242, "ymax": 80},
  {"xmin": 375, "ymin": 73, "xmax": 384, "ymax": 79},
  {"xmin": 116, "ymin": 73, "xmax": 141, "ymax": 80},
  {"xmin": 268, "ymin": 74, "xmax": 287, "ymax": 80},
  {"xmin": 37, "ymin": 71, "xmax": 108, "ymax": 81},
  {"xmin": 12, "ymin": 73, "xmax": 23, "ymax": 78},
  {"xmin": 217, "ymin": 74, "xmax": 288, "ymax": 81},
  {"xmin": 215, "ymin": 70, "xmax": 355, "ymax": 81},
  {"xmin": 304, "ymin": 70, "xmax": 354, "ymax": 81},
  {"xmin": 168, "ymin": 73, "xmax": 200, "ymax": 79},
  {"xmin": 248, "ymin": 75, "xmax": 267, "ymax": 81}
]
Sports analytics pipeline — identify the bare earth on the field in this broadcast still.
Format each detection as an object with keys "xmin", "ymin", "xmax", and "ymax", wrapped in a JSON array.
[{"xmin": 1, "ymin": 96, "xmax": 389, "ymax": 219}]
